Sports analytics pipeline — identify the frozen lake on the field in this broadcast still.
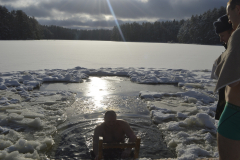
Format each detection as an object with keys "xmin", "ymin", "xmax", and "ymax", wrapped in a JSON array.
[
  {"xmin": 0, "ymin": 40, "xmax": 223, "ymax": 160},
  {"xmin": 0, "ymin": 40, "xmax": 224, "ymax": 72}
]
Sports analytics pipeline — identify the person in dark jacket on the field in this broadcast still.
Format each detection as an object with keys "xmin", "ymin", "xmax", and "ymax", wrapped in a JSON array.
[{"xmin": 212, "ymin": 14, "xmax": 233, "ymax": 120}]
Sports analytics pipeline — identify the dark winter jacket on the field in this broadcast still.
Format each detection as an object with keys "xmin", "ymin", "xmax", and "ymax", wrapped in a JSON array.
[{"xmin": 211, "ymin": 43, "xmax": 227, "ymax": 120}]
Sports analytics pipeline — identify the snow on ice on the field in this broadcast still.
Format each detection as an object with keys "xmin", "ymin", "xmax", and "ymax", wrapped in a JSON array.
[{"xmin": 0, "ymin": 66, "xmax": 218, "ymax": 159}]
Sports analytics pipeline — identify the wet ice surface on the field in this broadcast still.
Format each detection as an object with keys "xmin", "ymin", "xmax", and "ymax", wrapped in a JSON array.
[
  {"xmin": 0, "ymin": 67, "xmax": 219, "ymax": 160},
  {"xmin": 40, "ymin": 76, "xmax": 181, "ymax": 97}
]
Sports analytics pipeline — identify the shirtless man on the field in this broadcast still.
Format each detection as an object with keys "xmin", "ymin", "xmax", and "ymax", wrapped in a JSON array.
[
  {"xmin": 93, "ymin": 110, "xmax": 137, "ymax": 160},
  {"xmin": 216, "ymin": 1, "xmax": 240, "ymax": 159}
]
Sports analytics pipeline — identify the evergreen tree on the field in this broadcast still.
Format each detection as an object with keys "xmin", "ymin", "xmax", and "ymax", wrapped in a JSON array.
[
  {"xmin": 0, "ymin": 6, "xmax": 12, "ymax": 39},
  {"xmin": 177, "ymin": 7, "xmax": 226, "ymax": 44}
]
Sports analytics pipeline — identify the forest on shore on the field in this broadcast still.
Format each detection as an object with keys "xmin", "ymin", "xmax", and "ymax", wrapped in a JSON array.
[{"xmin": 0, "ymin": 5, "xmax": 225, "ymax": 45}]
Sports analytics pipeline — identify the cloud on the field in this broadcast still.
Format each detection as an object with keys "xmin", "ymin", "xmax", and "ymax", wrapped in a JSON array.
[
  {"xmin": 38, "ymin": 18, "xmax": 120, "ymax": 30},
  {"xmin": 0, "ymin": 0, "xmax": 228, "ymax": 29}
]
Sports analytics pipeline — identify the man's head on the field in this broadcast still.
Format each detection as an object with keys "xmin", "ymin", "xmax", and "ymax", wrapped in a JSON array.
[
  {"xmin": 104, "ymin": 110, "xmax": 117, "ymax": 127},
  {"xmin": 227, "ymin": 0, "xmax": 240, "ymax": 30},
  {"xmin": 213, "ymin": 14, "xmax": 233, "ymax": 44}
]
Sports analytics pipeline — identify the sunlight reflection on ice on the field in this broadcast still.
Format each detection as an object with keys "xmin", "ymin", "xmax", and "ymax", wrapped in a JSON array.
[{"xmin": 86, "ymin": 77, "xmax": 109, "ymax": 110}]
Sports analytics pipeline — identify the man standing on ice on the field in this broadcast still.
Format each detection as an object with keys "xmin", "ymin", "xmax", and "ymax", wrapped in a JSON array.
[
  {"xmin": 212, "ymin": 15, "xmax": 233, "ymax": 120},
  {"xmin": 92, "ymin": 110, "xmax": 137, "ymax": 160},
  {"xmin": 214, "ymin": 0, "xmax": 240, "ymax": 159}
]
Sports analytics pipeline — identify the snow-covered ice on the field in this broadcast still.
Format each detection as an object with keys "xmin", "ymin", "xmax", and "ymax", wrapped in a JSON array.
[
  {"xmin": 0, "ymin": 66, "xmax": 220, "ymax": 159},
  {"xmin": 0, "ymin": 41, "xmax": 223, "ymax": 72}
]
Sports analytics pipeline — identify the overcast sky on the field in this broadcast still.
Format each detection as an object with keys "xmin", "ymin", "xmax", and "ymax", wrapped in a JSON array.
[{"xmin": 0, "ymin": 0, "xmax": 227, "ymax": 30}]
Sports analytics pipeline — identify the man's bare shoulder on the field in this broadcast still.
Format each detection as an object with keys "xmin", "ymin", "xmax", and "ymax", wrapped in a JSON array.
[
  {"xmin": 117, "ymin": 120, "xmax": 136, "ymax": 138},
  {"xmin": 94, "ymin": 123, "xmax": 105, "ymax": 132},
  {"xmin": 117, "ymin": 120, "xmax": 129, "ymax": 127}
]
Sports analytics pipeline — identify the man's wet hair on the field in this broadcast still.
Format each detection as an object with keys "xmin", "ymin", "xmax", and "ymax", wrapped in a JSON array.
[
  {"xmin": 104, "ymin": 110, "xmax": 117, "ymax": 119},
  {"xmin": 228, "ymin": 0, "xmax": 240, "ymax": 10}
]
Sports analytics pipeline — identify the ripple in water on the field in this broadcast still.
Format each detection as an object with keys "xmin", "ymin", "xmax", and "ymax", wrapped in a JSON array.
[{"xmin": 48, "ymin": 96, "xmax": 175, "ymax": 159}]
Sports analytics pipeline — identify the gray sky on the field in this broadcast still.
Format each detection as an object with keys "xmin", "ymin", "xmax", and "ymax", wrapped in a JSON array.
[{"xmin": 0, "ymin": 0, "xmax": 227, "ymax": 30}]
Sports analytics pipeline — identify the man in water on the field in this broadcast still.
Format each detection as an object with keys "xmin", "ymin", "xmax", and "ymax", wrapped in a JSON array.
[
  {"xmin": 212, "ymin": 15, "xmax": 233, "ymax": 120},
  {"xmin": 214, "ymin": 0, "xmax": 240, "ymax": 159},
  {"xmin": 92, "ymin": 110, "xmax": 137, "ymax": 160}
]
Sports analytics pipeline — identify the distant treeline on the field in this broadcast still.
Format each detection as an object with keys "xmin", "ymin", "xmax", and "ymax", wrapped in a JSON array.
[
  {"xmin": 111, "ymin": 20, "xmax": 184, "ymax": 43},
  {"xmin": 112, "ymin": 7, "xmax": 225, "ymax": 44},
  {"xmin": 178, "ymin": 7, "xmax": 226, "ymax": 44},
  {"xmin": 0, "ymin": 5, "xmax": 111, "ymax": 40},
  {"xmin": 42, "ymin": 25, "xmax": 111, "ymax": 40},
  {"xmin": 0, "ymin": 5, "xmax": 225, "ymax": 44}
]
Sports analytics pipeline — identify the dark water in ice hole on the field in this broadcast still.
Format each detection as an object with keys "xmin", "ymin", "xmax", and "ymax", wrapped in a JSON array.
[{"xmin": 40, "ymin": 77, "xmax": 182, "ymax": 159}]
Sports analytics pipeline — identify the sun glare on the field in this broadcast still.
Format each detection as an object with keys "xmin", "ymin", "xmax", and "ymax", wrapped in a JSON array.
[
  {"xmin": 106, "ymin": 0, "xmax": 126, "ymax": 41},
  {"xmin": 138, "ymin": 0, "xmax": 149, "ymax": 3},
  {"xmin": 86, "ymin": 77, "xmax": 109, "ymax": 109},
  {"xmin": 105, "ymin": 15, "xmax": 113, "ymax": 21}
]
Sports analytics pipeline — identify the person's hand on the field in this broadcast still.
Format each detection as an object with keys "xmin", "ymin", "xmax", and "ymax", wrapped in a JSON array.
[{"xmin": 121, "ymin": 148, "xmax": 132, "ymax": 159}]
